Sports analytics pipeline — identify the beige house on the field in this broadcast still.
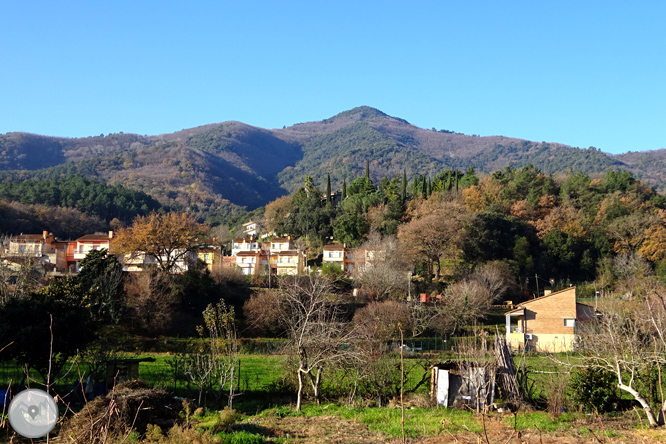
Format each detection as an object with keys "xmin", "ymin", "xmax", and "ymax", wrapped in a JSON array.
[
  {"xmin": 6, "ymin": 232, "xmax": 72, "ymax": 271},
  {"xmin": 505, "ymin": 287, "xmax": 596, "ymax": 353},
  {"xmin": 7, "ymin": 232, "xmax": 59, "ymax": 257},
  {"xmin": 322, "ymin": 244, "xmax": 359, "ymax": 273}
]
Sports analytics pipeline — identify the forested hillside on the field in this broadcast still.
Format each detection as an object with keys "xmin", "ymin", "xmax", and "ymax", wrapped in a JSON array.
[
  {"xmin": 0, "ymin": 106, "xmax": 663, "ymax": 222},
  {"xmin": 0, "ymin": 175, "xmax": 162, "ymax": 223},
  {"xmin": 260, "ymin": 165, "xmax": 666, "ymax": 295}
]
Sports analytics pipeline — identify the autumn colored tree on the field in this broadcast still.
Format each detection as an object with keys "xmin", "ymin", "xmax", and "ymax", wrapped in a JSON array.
[
  {"xmin": 264, "ymin": 195, "xmax": 293, "ymax": 234},
  {"xmin": 111, "ymin": 211, "xmax": 209, "ymax": 274},
  {"xmin": 398, "ymin": 201, "xmax": 469, "ymax": 279}
]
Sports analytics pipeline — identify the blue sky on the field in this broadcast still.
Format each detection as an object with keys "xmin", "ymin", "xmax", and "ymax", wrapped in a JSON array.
[{"xmin": 2, "ymin": 1, "xmax": 665, "ymax": 155}]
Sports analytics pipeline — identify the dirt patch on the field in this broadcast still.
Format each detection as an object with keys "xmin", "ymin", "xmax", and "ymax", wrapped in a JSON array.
[
  {"xmin": 250, "ymin": 415, "xmax": 401, "ymax": 443},
  {"xmin": 250, "ymin": 413, "xmax": 666, "ymax": 443}
]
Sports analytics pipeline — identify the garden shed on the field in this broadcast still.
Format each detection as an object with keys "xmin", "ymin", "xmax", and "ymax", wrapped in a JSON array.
[{"xmin": 431, "ymin": 361, "xmax": 495, "ymax": 410}]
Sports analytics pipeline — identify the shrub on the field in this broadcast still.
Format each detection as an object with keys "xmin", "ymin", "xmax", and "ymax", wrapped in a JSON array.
[
  {"xmin": 569, "ymin": 367, "xmax": 617, "ymax": 413},
  {"xmin": 216, "ymin": 407, "xmax": 240, "ymax": 433}
]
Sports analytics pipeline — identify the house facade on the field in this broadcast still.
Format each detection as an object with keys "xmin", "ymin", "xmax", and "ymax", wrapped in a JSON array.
[
  {"xmin": 66, "ymin": 232, "xmax": 114, "ymax": 271},
  {"xmin": 222, "ymin": 236, "xmax": 307, "ymax": 276},
  {"xmin": 505, "ymin": 287, "xmax": 596, "ymax": 353},
  {"xmin": 231, "ymin": 238, "xmax": 262, "ymax": 256}
]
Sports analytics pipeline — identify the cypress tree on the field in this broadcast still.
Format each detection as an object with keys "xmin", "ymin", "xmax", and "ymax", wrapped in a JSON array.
[
  {"xmin": 401, "ymin": 169, "xmax": 407, "ymax": 202},
  {"xmin": 428, "ymin": 177, "xmax": 432, "ymax": 196},
  {"xmin": 326, "ymin": 174, "xmax": 331, "ymax": 206},
  {"xmin": 421, "ymin": 176, "xmax": 427, "ymax": 199},
  {"xmin": 342, "ymin": 179, "xmax": 347, "ymax": 200},
  {"xmin": 455, "ymin": 171, "xmax": 459, "ymax": 193},
  {"xmin": 365, "ymin": 160, "xmax": 370, "ymax": 179}
]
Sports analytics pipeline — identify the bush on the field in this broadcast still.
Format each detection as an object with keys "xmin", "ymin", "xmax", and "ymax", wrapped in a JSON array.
[
  {"xmin": 216, "ymin": 407, "xmax": 240, "ymax": 433},
  {"xmin": 569, "ymin": 367, "xmax": 617, "ymax": 413}
]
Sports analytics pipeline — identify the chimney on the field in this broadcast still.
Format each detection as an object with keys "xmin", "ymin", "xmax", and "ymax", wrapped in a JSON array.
[
  {"xmin": 109, "ymin": 231, "xmax": 114, "ymax": 239},
  {"xmin": 544, "ymin": 288, "xmax": 552, "ymax": 296},
  {"xmin": 43, "ymin": 230, "xmax": 48, "ymax": 239}
]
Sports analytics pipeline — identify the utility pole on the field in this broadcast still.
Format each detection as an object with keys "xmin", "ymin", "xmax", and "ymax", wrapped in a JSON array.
[{"xmin": 535, "ymin": 273, "xmax": 539, "ymax": 298}]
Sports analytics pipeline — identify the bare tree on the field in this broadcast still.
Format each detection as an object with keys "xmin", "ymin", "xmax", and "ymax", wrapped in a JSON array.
[
  {"xmin": 433, "ymin": 279, "xmax": 495, "ymax": 335},
  {"xmin": 575, "ymin": 298, "xmax": 660, "ymax": 426},
  {"xmin": 469, "ymin": 260, "xmax": 517, "ymax": 303},
  {"xmin": 124, "ymin": 271, "xmax": 176, "ymax": 333},
  {"xmin": 278, "ymin": 274, "xmax": 357, "ymax": 410},
  {"xmin": 352, "ymin": 233, "xmax": 409, "ymax": 300}
]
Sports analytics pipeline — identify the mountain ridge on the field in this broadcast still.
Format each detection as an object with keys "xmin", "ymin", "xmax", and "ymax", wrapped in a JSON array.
[{"xmin": 0, "ymin": 106, "xmax": 662, "ymax": 220}]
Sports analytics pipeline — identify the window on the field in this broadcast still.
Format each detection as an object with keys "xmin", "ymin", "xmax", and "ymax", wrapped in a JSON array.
[{"xmin": 564, "ymin": 319, "xmax": 575, "ymax": 327}]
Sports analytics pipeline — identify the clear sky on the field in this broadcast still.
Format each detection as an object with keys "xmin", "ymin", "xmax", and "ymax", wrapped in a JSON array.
[{"xmin": 2, "ymin": 1, "xmax": 665, "ymax": 155}]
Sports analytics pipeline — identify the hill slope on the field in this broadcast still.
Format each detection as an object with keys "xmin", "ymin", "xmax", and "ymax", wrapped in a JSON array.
[{"xmin": 0, "ymin": 106, "xmax": 662, "ymax": 219}]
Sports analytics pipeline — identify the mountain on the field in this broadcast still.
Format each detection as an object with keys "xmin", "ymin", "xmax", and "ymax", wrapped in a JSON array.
[{"xmin": 0, "ymin": 106, "xmax": 663, "ymax": 220}]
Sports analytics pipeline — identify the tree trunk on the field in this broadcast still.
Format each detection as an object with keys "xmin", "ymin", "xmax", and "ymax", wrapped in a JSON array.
[
  {"xmin": 296, "ymin": 368, "xmax": 304, "ymax": 411},
  {"xmin": 434, "ymin": 258, "xmax": 441, "ymax": 280},
  {"xmin": 618, "ymin": 382, "xmax": 658, "ymax": 427},
  {"xmin": 309, "ymin": 367, "xmax": 322, "ymax": 406}
]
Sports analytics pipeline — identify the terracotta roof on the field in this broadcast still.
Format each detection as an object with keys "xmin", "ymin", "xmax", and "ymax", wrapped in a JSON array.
[
  {"xmin": 276, "ymin": 250, "xmax": 300, "ymax": 256},
  {"xmin": 323, "ymin": 244, "xmax": 345, "ymax": 250},
  {"xmin": 236, "ymin": 251, "xmax": 264, "ymax": 256},
  {"xmin": 505, "ymin": 286, "xmax": 577, "ymax": 314},
  {"xmin": 272, "ymin": 238, "xmax": 290, "ymax": 243},
  {"xmin": 76, "ymin": 234, "xmax": 111, "ymax": 242},
  {"xmin": 13, "ymin": 234, "xmax": 46, "ymax": 241}
]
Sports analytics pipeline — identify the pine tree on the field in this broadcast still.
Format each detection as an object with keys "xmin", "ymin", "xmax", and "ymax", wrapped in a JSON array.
[
  {"xmin": 326, "ymin": 174, "xmax": 331, "ymax": 206},
  {"xmin": 342, "ymin": 179, "xmax": 347, "ymax": 200}
]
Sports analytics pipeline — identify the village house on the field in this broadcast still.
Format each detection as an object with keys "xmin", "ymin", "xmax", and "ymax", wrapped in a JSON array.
[
  {"xmin": 321, "ymin": 244, "xmax": 359, "ymax": 273},
  {"xmin": 269, "ymin": 237, "xmax": 306, "ymax": 275},
  {"xmin": 222, "ymin": 236, "xmax": 307, "ymax": 276},
  {"xmin": 505, "ymin": 286, "xmax": 596, "ymax": 353},
  {"xmin": 116, "ymin": 249, "xmax": 198, "ymax": 273},
  {"xmin": 66, "ymin": 232, "xmax": 114, "ymax": 272},
  {"xmin": 242, "ymin": 221, "xmax": 258, "ymax": 238},
  {"xmin": 197, "ymin": 244, "xmax": 222, "ymax": 272},
  {"xmin": 234, "ymin": 251, "xmax": 269, "ymax": 276},
  {"xmin": 4, "ymin": 231, "xmax": 68, "ymax": 271}
]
